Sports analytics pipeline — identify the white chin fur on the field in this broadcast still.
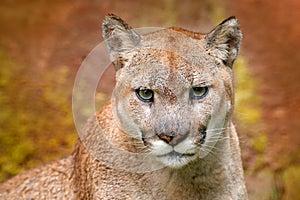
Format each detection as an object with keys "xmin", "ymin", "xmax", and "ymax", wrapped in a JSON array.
[
  {"xmin": 151, "ymin": 140, "xmax": 198, "ymax": 168},
  {"xmin": 157, "ymin": 153, "xmax": 197, "ymax": 168},
  {"xmin": 150, "ymin": 140, "xmax": 173, "ymax": 156}
]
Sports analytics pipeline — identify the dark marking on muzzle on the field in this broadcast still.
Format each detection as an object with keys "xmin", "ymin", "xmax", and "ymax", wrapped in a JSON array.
[{"xmin": 199, "ymin": 128, "xmax": 207, "ymax": 144}]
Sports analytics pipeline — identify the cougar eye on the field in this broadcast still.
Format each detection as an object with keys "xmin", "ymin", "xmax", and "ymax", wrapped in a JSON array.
[
  {"xmin": 190, "ymin": 86, "xmax": 209, "ymax": 99},
  {"xmin": 135, "ymin": 89, "xmax": 154, "ymax": 102}
]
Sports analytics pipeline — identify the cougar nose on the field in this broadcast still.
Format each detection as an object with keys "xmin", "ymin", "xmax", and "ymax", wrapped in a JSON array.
[
  {"xmin": 157, "ymin": 134, "xmax": 174, "ymax": 144},
  {"xmin": 156, "ymin": 133, "xmax": 187, "ymax": 145}
]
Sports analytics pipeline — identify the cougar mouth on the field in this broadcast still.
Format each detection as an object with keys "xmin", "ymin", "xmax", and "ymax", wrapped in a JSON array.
[
  {"xmin": 156, "ymin": 150, "xmax": 197, "ymax": 168},
  {"xmin": 158, "ymin": 150, "xmax": 196, "ymax": 158}
]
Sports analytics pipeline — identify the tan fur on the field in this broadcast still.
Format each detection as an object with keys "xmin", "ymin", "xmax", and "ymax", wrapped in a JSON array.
[{"xmin": 0, "ymin": 14, "xmax": 248, "ymax": 199}]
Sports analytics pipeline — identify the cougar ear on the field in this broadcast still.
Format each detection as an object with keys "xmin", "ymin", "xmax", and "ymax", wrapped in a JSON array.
[
  {"xmin": 102, "ymin": 14, "xmax": 141, "ymax": 70},
  {"xmin": 205, "ymin": 17, "xmax": 242, "ymax": 68}
]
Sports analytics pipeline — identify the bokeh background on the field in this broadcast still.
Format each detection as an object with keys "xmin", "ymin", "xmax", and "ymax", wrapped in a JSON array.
[{"xmin": 0, "ymin": 0, "xmax": 299, "ymax": 199}]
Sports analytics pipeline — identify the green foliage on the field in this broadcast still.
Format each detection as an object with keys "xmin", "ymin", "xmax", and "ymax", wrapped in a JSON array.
[
  {"xmin": 234, "ymin": 57, "xmax": 267, "ymax": 171},
  {"xmin": 251, "ymin": 134, "xmax": 267, "ymax": 154},
  {"xmin": 282, "ymin": 166, "xmax": 300, "ymax": 200},
  {"xmin": 0, "ymin": 48, "xmax": 76, "ymax": 182},
  {"xmin": 235, "ymin": 57, "xmax": 262, "ymax": 127}
]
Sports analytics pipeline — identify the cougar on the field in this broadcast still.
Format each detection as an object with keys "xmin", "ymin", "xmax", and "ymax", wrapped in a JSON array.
[{"xmin": 0, "ymin": 14, "xmax": 248, "ymax": 199}]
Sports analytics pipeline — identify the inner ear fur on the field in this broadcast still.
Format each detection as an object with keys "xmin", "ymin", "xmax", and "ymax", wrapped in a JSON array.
[
  {"xmin": 205, "ymin": 16, "xmax": 242, "ymax": 68},
  {"xmin": 102, "ymin": 14, "xmax": 141, "ymax": 70}
]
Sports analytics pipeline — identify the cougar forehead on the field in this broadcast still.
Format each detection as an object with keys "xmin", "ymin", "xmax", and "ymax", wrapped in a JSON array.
[
  {"xmin": 115, "ymin": 29, "xmax": 225, "ymax": 91},
  {"xmin": 120, "ymin": 50, "xmax": 214, "ymax": 93},
  {"xmin": 133, "ymin": 29, "xmax": 218, "ymax": 70}
]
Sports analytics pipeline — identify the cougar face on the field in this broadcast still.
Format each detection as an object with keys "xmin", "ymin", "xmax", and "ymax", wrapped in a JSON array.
[
  {"xmin": 112, "ymin": 48, "xmax": 232, "ymax": 168},
  {"xmin": 103, "ymin": 14, "xmax": 241, "ymax": 168}
]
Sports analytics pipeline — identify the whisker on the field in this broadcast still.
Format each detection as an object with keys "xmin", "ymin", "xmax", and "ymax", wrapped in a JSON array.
[
  {"xmin": 206, "ymin": 129, "xmax": 226, "ymax": 132},
  {"xmin": 117, "ymin": 141, "xmax": 139, "ymax": 145},
  {"xmin": 201, "ymin": 147, "xmax": 227, "ymax": 159},
  {"xmin": 206, "ymin": 131, "xmax": 226, "ymax": 136},
  {"xmin": 201, "ymin": 143, "xmax": 232, "ymax": 155},
  {"xmin": 207, "ymin": 135, "xmax": 234, "ymax": 140},
  {"xmin": 200, "ymin": 146, "xmax": 223, "ymax": 161},
  {"xmin": 205, "ymin": 138, "xmax": 229, "ymax": 143},
  {"xmin": 205, "ymin": 126, "xmax": 230, "ymax": 132}
]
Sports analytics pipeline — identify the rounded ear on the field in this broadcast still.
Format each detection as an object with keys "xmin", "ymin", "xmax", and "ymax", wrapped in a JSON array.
[
  {"xmin": 205, "ymin": 17, "xmax": 242, "ymax": 68},
  {"xmin": 102, "ymin": 14, "xmax": 141, "ymax": 70}
]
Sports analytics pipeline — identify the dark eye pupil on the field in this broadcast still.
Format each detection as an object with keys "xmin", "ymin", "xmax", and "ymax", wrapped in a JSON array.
[
  {"xmin": 193, "ymin": 87, "xmax": 203, "ymax": 92},
  {"xmin": 142, "ymin": 90, "xmax": 151, "ymax": 96},
  {"xmin": 136, "ymin": 89, "xmax": 154, "ymax": 102}
]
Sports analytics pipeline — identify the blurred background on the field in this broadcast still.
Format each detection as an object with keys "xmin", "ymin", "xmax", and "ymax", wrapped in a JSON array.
[{"xmin": 0, "ymin": 0, "xmax": 299, "ymax": 199}]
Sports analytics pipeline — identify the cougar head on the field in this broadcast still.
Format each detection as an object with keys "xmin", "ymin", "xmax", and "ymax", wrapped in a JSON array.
[{"xmin": 102, "ymin": 14, "xmax": 242, "ymax": 168}]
